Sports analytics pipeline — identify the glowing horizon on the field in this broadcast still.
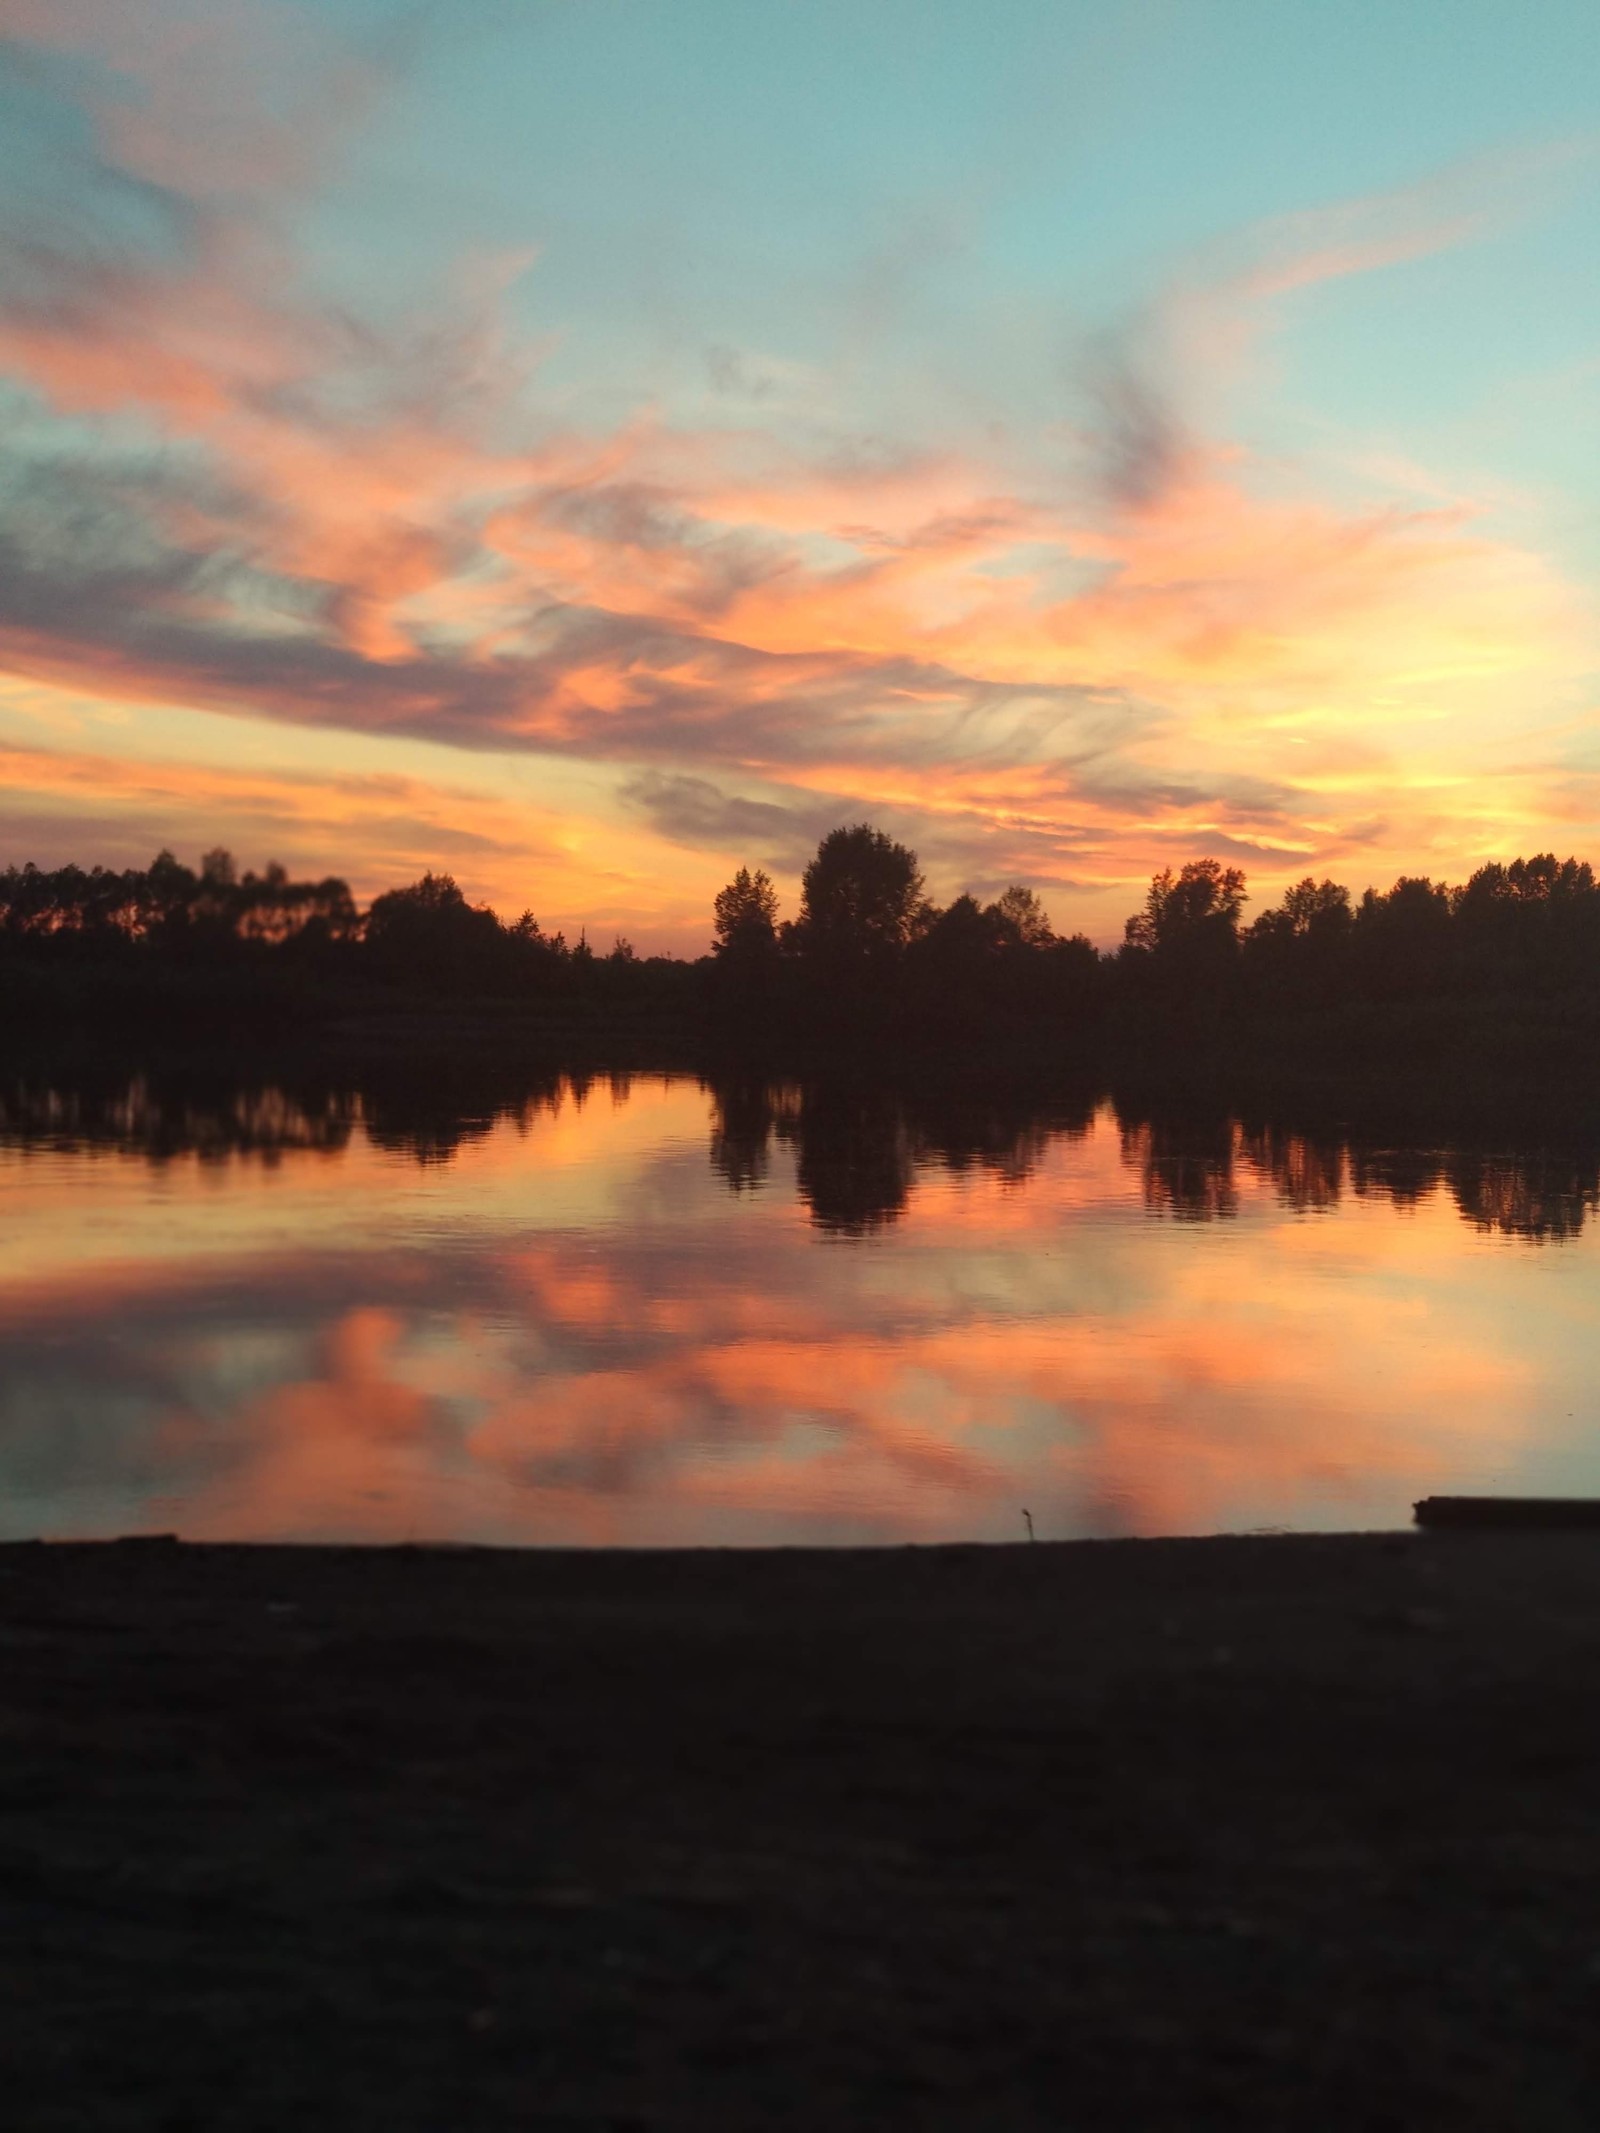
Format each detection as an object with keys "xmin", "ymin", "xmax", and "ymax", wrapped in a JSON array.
[{"xmin": 2, "ymin": 1, "xmax": 1597, "ymax": 952}]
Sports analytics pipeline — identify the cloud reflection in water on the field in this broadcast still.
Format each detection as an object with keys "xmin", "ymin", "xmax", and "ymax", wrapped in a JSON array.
[{"xmin": 1, "ymin": 1068, "xmax": 1596, "ymax": 1545}]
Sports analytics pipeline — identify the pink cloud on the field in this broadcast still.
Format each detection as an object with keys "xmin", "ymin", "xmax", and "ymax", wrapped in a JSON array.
[
  {"xmin": 0, "ymin": 22, "xmax": 1594, "ymax": 937},
  {"xmin": 0, "ymin": 0, "xmax": 380, "ymax": 201}
]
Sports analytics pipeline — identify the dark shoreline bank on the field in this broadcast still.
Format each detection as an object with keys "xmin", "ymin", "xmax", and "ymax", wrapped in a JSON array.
[
  {"xmin": 11, "ymin": 1020, "xmax": 1600, "ymax": 1130},
  {"xmin": 8, "ymin": 1530, "xmax": 1600, "ymax": 2127}
]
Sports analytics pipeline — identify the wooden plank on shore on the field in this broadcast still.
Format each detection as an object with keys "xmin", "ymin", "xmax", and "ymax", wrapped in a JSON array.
[{"xmin": 1415, "ymin": 1496, "xmax": 1600, "ymax": 1530}]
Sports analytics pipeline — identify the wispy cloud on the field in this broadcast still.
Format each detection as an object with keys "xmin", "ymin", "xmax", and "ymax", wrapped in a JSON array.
[{"xmin": 0, "ymin": 4, "xmax": 1594, "ymax": 938}]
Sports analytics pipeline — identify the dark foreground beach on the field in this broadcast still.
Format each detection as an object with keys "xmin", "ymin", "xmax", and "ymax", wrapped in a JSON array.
[{"xmin": 6, "ymin": 1532, "xmax": 1600, "ymax": 2129}]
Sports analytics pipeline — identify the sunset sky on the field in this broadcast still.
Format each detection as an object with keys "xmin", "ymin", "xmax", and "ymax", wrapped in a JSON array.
[{"xmin": 2, "ymin": 0, "xmax": 1598, "ymax": 952}]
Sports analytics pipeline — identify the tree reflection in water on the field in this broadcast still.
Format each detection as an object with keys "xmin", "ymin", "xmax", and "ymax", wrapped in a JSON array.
[
  {"xmin": 0, "ymin": 1069, "xmax": 360, "ymax": 1164},
  {"xmin": 1237, "ymin": 1122, "xmax": 1344, "ymax": 1214},
  {"xmin": 1117, "ymin": 1107, "xmax": 1240, "ymax": 1222},
  {"xmin": 1349, "ymin": 1143, "xmax": 1600, "ymax": 1243},
  {"xmin": 707, "ymin": 1076, "xmax": 1600, "ymax": 1244},
  {"xmin": 0, "ymin": 1062, "xmax": 573, "ymax": 1168},
  {"xmin": 7, "ymin": 1061, "xmax": 1600, "ymax": 1548},
  {"xmin": 706, "ymin": 1078, "xmax": 1098, "ymax": 1235},
  {"xmin": 2, "ymin": 1063, "xmax": 1599, "ymax": 1243}
]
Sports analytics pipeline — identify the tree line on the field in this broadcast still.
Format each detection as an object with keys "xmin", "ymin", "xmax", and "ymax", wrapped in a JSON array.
[
  {"xmin": 706, "ymin": 828, "xmax": 1600, "ymax": 1031},
  {"xmin": 0, "ymin": 848, "xmax": 645, "ymax": 1000},
  {"xmin": 1113, "ymin": 851, "xmax": 1600, "ymax": 1016},
  {"xmin": 6, "ymin": 830, "xmax": 1600, "ymax": 1047}
]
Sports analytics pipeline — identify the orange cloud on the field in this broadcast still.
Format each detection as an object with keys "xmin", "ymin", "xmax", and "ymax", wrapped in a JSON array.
[
  {"xmin": 0, "ymin": 9, "xmax": 1594, "ymax": 941},
  {"xmin": 136, "ymin": 1247, "xmax": 1533, "ymax": 1546}
]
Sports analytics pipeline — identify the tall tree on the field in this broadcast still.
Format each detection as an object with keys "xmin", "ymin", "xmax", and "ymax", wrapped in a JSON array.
[
  {"xmin": 364, "ymin": 873, "xmax": 504, "ymax": 989},
  {"xmin": 988, "ymin": 884, "xmax": 1055, "ymax": 947},
  {"xmin": 712, "ymin": 866, "xmax": 780, "ymax": 959},
  {"xmin": 798, "ymin": 825, "xmax": 927, "ymax": 961},
  {"xmin": 1124, "ymin": 858, "xmax": 1247, "ymax": 952}
]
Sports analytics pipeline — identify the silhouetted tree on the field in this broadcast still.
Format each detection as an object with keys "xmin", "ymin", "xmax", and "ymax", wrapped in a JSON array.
[
  {"xmin": 233, "ymin": 862, "xmax": 358, "ymax": 948},
  {"xmin": 146, "ymin": 849, "xmax": 197, "ymax": 934},
  {"xmin": 922, "ymin": 892, "xmax": 1006, "ymax": 962},
  {"xmin": 1351, "ymin": 876, "xmax": 1453, "ymax": 999},
  {"xmin": 1453, "ymin": 854, "xmax": 1600, "ymax": 998},
  {"xmin": 1124, "ymin": 858, "xmax": 1247, "ymax": 951},
  {"xmin": 364, "ymin": 873, "xmax": 506, "ymax": 990},
  {"xmin": 707, "ymin": 865, "xmax": 785, "ymax": 1026},
  {"xmin": 712, "ymin": 867, "xmax": 780, "ymax": 959},
  {"xmin": 1244, "ymin": 877, "xmax": 1352, "ymax": 1003},
  {"xmin": 988, "ymin": 884, "xmax": 1055, "ymax": 947},
  {"xmin": 907, "ymin": 893, "xmax": 1017, "ymax": 1029},
  {"xmin": 796, "ymin": 825, "xmax": 928, "ymax": 972},
  {"xmin": 0, "ymin": 851, "xmax": 357, "ymax": 959},
  {"xmin": 1120, "ymin": 858, "xmax": 1248, "ymax": 1027},
  {"xmin": 1259, "ymin": 876, "xmax": 1352, "ymax": 942}
]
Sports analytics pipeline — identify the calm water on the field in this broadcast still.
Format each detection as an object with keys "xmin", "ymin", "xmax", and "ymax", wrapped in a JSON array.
[{"xmin": 3, "ymin": 1068, "xmax": 1599, "ymax": 1545}]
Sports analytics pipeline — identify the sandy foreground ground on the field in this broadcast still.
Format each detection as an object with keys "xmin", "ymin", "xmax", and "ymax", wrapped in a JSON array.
[{"xmin": 4, "ymin": 1531, "xmax": 1600, "ymax": 2129}]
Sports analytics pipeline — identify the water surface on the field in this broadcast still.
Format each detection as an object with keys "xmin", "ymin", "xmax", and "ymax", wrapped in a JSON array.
[{"xmin": 4, "ymin": 1068, "xmax": 1598, "ymax": 1544}]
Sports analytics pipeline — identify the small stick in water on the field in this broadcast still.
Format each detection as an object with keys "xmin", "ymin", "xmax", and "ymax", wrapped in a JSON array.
[{"xmin": 1022, "ymin": 1508, "xmax": 1034, "ymax": 1542}]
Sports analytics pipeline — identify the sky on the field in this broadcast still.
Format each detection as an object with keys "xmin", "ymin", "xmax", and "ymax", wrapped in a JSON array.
[{"xmin": 1, "ymin": 0, "xmax": 1598, "ymax": 952}]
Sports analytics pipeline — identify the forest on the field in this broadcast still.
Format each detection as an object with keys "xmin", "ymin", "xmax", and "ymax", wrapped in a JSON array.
[{"xmin": 5, "ymin": 828, "xmax": 1600, "ymax": 1066}]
